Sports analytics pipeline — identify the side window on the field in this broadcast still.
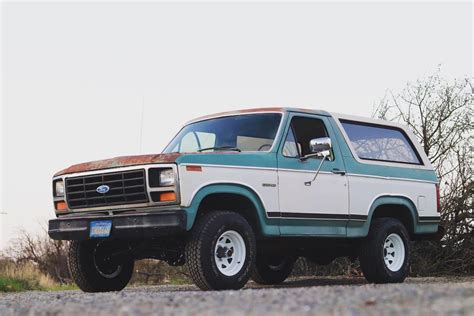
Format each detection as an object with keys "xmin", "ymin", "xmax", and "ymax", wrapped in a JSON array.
[
  {"xmin": 282, "ymin": 127, "xmax": 299, "ymax": 158},
  {"xmin": 340, "ymin": 120, "xmax": 422, "ymax": 165},
  {"xmin": 283, "ymin": 116, "xmax": 331, "ymax": 158}
]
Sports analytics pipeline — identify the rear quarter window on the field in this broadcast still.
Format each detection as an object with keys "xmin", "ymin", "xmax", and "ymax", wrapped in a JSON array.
[{"xmin": 340, "ymin": 120, "xmax": 422, "ymax": 165}]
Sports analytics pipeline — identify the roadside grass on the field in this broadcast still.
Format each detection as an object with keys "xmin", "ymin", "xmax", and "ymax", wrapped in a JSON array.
[
  {"xmin": 0, "ymin": 261, "xmax": 77, "ymax": 292},
  {"xmin": 167, "ymin": 277, "xmax": 191, "ymax": 285},
  {"xmin": 0, "ymin": 277, "xmax": 37, "ymax": 292}
]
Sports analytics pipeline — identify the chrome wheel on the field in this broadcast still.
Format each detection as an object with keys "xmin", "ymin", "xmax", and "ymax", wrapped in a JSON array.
[
  {"xmin": 214, "ymin": 230, "xmax": 246, "ymax": 276},
  {"xmin": 383, "ymin": 233, "xmax": 405, "ymax": 272}
]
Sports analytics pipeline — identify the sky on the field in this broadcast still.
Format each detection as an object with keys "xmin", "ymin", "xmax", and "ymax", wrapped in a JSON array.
[{"xmin": 0, "ymin": 1, "xmax": 472, "ymax": 250}]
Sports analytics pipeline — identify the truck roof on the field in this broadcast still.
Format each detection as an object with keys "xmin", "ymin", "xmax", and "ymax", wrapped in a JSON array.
[
  {"xmin": 186, "ymin": 107, "xmax": 332, "ymax": 124},
  {"xmin": 187, "ymin": 107, "xmax": 409, "ymax": 131}
]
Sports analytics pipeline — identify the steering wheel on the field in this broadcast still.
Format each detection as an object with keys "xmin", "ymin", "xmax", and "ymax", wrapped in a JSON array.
[{"xmin": 258, "ymin": 144, "xmax": 272, "ymax": 151}]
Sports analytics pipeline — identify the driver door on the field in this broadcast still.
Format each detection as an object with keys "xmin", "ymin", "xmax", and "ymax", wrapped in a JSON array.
[{"xmin": 277, "ymin": 114, "xmax": 349, "ymax": 236}]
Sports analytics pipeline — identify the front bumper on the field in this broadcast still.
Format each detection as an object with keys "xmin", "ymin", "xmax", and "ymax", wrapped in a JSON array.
[{"xmin": 48, "ymin": 209, "xmax": 187, "ymax": 241}]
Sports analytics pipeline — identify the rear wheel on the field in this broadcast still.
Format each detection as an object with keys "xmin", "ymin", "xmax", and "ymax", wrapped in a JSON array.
[
  {"xmin": 68, "ymin": 240, "xmax": 134, "ymax": 292},
  {"xmin": 359, "ymin": 218, "xmax": 411, "ymax": 283},
  {"xmin": 185, "ymin": 211, "xmax": 256, "ymax": 290},
  {"xmin": 252, "ymin": 254, "xmax": 296, "ymax": 285}
]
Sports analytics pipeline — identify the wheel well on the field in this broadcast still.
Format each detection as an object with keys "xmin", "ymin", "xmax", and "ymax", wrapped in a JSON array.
[
  {"xmin": 371, "ymin": 204, "xmax": 415, "ymax": 236},
  {"xmin": 197, "ymin": 193, "xmax": 262, "ymax": 236}
]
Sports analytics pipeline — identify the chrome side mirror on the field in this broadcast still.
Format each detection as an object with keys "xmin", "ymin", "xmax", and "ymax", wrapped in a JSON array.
[
  {"xmin": 301, "ymin": 137, "xmax": 332, "ymax": 161},
  {"xmin": 309, "ymin": 137, "xmax": 332, "ymax": 155},
  {"xmin": 303, "ymin": 137, "xmax": 333, "ymax": 186}
]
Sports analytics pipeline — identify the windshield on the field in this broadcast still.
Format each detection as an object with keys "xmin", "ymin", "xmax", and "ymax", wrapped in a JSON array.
[{"xmin": 163, "ymin": 113, "xmax": 282, "ymax": 153}]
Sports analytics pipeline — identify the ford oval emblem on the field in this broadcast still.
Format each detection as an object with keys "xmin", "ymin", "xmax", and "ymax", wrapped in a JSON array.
[{"xmin": 96, "ymin": 185, "xmax": 110, "ymax": 194}]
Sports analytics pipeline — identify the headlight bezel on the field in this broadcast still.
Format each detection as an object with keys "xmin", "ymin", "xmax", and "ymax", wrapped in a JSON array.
[
  {"xmin": 148, "ymin": 166, "xmax": 179, "ymax": 203},
  {"xmin": 149, "ymin": 167, "xmax": 176, "ymax": 188},
  {"xmin": 54, "ymin": 180, "xmax": 65, "ymax": 197}
]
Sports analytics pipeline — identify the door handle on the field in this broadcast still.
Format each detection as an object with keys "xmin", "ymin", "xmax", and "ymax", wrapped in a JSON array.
[{"xmin": 331, "ymin": 168, "xmax": 346, "ymax": 175}]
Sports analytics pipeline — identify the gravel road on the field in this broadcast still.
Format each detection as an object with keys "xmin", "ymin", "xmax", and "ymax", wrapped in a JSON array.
[{"xmin": 1, "ymin": 277, "xmax": 473, "ymax": 316}]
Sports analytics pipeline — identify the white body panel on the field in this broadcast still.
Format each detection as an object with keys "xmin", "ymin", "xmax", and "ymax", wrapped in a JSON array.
[
  {"xmin": 277, "ymin": 170, "xmax": 349, "ymax": 216},
  {"xmin": 178, "ymin": 164, "xmax": 279, "ymax": 214},
  {"xmin": 179, "ymin": 165, "xmax": 438, "ymax": 219},
  {"xmin": 346, "ymin": 174, "xmax": 438, "ymax": 217}
]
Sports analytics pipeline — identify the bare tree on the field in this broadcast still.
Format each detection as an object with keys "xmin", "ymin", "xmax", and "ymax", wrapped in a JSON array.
[
  {"xmin": 5, "ymin": 229, "xmax": 70, "ymax": 283},
  {"xmin": 373, "ymin": 69, "xmax": 473, "ymax": 275}
]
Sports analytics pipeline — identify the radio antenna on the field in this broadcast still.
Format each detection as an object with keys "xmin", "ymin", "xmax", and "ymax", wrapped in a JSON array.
[{"xmin": 139, "ymin": 96, "xmax": 145, "ymax": 153}]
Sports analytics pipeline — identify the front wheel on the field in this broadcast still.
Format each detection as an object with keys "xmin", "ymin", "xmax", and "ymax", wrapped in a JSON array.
[
  {"xmin": 359, "ymin": 218, "xmax": 411, "ymax": 283},
  {"xmin": 68, "ymin": 240, "xmax": 134, "ymax": 292},
  {"xmin": 252, "ymin": 254, "xmax": 296, "ymax": 285},
  {"xmin": 185, "ymin": 211, "xmax": 256, "ymax": 290}
]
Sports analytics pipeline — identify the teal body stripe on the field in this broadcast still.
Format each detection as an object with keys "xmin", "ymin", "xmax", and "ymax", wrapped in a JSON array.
[
  {"xmin": 176, "ymin": 117, "xmax": 438, "ymax": 183},
  {"xmin": 279, "ymin": 219, "xmax": 347, "ymax": 236},
  {"xmin": 176, "ymin": 152, "xmax": 277, "ymax": 168}
]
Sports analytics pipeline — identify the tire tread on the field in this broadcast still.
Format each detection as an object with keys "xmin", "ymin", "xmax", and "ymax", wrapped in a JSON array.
[
  {"xmin": 185, "ymin": 211, "xmax": 255, "ymax": 290},
  {"xmin": 68, "ymin": 240, "xmax": 133, "ymax": 292},
  {"xmin": 359, "ymin": 218, "xmax": 411, "ymax": 284}
]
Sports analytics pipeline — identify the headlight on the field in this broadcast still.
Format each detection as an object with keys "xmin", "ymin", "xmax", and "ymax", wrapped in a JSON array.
[
  {"xmin": 159, "ymin": 169, "xmax": 175, "ymax": 186},
  {"xmin": 54, "ymin": 180, "xmax": 65, "ymax": 197}
]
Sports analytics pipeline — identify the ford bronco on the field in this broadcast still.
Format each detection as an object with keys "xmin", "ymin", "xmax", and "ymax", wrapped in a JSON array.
[{"xmin": 49, "ymin": 108, "xmax": 442, "ymax": 291}]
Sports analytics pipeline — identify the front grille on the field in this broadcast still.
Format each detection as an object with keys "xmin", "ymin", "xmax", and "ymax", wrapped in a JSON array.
[{"xmin": 66, "ymin": 169, "xmax": 148, "ymax": 209}]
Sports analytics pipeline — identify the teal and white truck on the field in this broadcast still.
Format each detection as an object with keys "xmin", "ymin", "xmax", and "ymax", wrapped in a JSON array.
[{"xmin": 49, "ymin": 107, "xmax": 442, "ymax": 291}]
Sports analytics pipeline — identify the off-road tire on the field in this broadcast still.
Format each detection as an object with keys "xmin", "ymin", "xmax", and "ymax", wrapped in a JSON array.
[
  {"xmin": 185, "ymin": 211, "xmax": 256, "ymax": 290},
  {"xmin": 68, "ymin": 240, "xmax": 134, "ymax": 292},
  {"xmin": 359, "ymin": 218, "xmax": 411, "ymax": 284},
  {"xmin": 252, "ymin": 255, "xmax": 296, "ymax": 285}
]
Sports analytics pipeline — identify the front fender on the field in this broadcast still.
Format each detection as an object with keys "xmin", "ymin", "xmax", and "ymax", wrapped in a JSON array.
[{"xmin": 182, "ymin": 183, "xmax": 279, "ymax": 236}]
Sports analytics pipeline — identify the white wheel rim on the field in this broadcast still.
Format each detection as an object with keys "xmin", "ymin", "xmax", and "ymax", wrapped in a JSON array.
[
  {"xmin": 214, "ymin": 230, "xmax": 246, "ymax": 276},
  {"xmin": 383, "ymin": 233, "xmax": 405, "ymax": 272}
]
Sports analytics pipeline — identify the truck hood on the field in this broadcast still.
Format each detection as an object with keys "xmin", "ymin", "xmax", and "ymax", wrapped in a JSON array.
[{"xmin": 54, "ymin": 153, "xmax": 182, "ymax": 177}]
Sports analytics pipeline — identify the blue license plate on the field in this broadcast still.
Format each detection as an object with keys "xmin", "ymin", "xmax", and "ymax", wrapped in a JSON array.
[{"xmin": 89, "ymin": 220, "xmax": 112, "ymax": 238}]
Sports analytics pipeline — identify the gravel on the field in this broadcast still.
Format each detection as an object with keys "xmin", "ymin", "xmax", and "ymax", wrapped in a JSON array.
[{"xmin": 0, "ymin": 277, "xmax": 473, "ymax": 316}]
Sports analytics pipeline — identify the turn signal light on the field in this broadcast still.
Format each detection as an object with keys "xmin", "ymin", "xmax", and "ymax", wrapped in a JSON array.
[
  {"xmin": 160, "ymin": 192, "xmax": 176, "ymax": 202},
  {"xmin": 186, "ymin": 165, "xmax": 202, "ymax": 172},
  {"xmin": 55, "ymin": 201, "xmax": 67, "ymax": 211}
]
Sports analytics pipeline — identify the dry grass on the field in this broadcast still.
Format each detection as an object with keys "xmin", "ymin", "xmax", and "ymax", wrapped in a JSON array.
[
  {"xmin": 0, "ymin": 259, "xmax": 76, "ymax": 292},
  {"xmin": 130, "ymin": 259, "xmax": 191, "ymax": 285}
]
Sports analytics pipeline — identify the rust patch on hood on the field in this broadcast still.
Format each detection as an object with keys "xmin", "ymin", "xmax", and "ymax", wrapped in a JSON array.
[{"xmin": 54, "ymin": 153, "xmax": 182, "ymax": 177}]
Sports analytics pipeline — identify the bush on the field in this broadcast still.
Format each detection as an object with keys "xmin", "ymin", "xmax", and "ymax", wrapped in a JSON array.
[
  {"xmin": 130, "ymin": 259, "xmax": 190, "ymax": 285},
  {"xmin": 4, "ymin": 230, "xmax": 70, "ymax": 284},
  {"xmin": 0, "ymin": 257, "xmax": 65, "ymax": 292}
]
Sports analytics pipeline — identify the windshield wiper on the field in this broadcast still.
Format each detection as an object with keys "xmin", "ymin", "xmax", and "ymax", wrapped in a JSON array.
[{"xmin": 198, "ymin": 146, "xmax": 242, "ymax": 153}]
